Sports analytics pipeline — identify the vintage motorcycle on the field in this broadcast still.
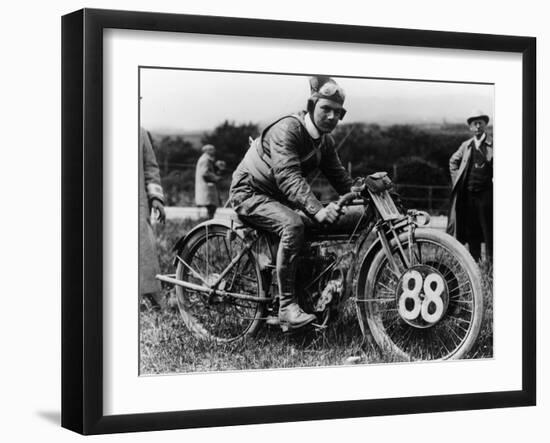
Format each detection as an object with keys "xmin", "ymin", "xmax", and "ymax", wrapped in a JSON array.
[{"xmin": 156, "ymin": 174, "xmax": 483, "ymax": 361}]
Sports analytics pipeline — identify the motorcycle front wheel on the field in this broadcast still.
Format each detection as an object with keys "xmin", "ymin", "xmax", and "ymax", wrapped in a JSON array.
[{"xmin": 360, "ymin": 228, "xmax": 483, "ymax": 361}]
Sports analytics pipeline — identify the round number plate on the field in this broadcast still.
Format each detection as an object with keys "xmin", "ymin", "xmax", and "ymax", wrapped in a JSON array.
[{"xmin": 395, "ymin": 265, "xmax": 449, "ymax": 328}]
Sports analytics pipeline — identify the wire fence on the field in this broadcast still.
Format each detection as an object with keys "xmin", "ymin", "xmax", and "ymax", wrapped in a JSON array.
[{"xmin": 394, "ymin": 183, "xmax": 451, "ymax": 214}]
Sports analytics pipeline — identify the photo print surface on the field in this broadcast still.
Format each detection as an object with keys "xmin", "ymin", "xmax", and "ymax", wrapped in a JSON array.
[{"xmin": 138, "ymin": 68, "xmax": 494, "ymax": 375}]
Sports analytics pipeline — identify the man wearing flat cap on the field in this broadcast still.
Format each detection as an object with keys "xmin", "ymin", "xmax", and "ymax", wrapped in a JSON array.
[
  {"xmin": 195, "ymin": 144, "xmax": 222, "ymax": 219},
  {"xmin": 230, "ymin": 76, "xmax": 365, "ymax": 331},
  {"xmin": 447, "ymin": 111, "xmax": 493, "ymax": 262}
]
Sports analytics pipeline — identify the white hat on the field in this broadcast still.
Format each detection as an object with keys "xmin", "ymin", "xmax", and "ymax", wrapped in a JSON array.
[{"xmin": 467, "ymin": 110, "xmax": 490, "ymax": 125}]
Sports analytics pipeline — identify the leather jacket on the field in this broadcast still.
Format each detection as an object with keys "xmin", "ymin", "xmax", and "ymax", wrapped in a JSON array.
[{"xmin": 230, "ymin": 111, "xmax": 352, "ymax": 217}]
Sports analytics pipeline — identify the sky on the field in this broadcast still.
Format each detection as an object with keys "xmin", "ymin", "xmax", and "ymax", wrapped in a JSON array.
[{"xmin": 139, "ymin": 68, "xmax": 494, "ymax": 133}]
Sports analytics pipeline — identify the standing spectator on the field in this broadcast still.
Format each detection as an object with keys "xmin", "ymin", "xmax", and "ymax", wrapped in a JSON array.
[
  {"xmin": 195, "ymin": 144, "xmax": 222, "ymax": 219},
  {"xmin": 447, "ymin": 111, "xmax": 493, "ymax": 262},
  {"xmin": 139, "ymin": 127, "xmax": 166, "ymax": 310}
]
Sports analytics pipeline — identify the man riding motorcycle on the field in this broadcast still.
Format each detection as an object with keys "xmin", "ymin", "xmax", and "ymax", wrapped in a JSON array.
[{"xmin": 229, "ymin": 76, "xmax": 365, "ymax": 331}]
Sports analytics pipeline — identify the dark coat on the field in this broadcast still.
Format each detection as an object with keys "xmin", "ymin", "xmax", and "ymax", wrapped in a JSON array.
[
  {"xmin": 230, "ymin": 112, "xmax": 352, "ymax": 217},
  {"xmin": 446, "ymin": 134, "xmax": 493, "ymax": 239},
  {"xmin": 139, "ymin": 128, "xmax": 165, "ymax": 295},
  {"xmin": 195, "ymin": 153, "xmax": 221, "ymax": 207}
]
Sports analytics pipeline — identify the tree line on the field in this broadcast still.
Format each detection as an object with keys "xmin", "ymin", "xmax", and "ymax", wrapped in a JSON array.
[{"xmin": 150, "ymin": 120, "xmax": 489, "ymax": 212}]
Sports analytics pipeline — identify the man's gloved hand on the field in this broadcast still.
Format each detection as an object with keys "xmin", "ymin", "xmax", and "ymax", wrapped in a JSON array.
[
  {"xmin": 151, "ymin": 199, "xmax": 166, "ymax": 223},
  {"xmin": 314, "ymin": 202, "xmax": 341, "ymax": 224}
]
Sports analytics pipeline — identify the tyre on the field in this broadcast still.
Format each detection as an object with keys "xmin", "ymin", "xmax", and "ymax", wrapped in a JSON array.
[
  {"xmin": 360, "ymin": 228, "xmax": 483, "ymax": 361},
  {"xmin": 174, "ymin": 224, "xmax": 265, "ymax": 342}
]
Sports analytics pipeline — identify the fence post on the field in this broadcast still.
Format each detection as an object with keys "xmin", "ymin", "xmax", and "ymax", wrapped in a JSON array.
[{"xmin": 428, "ymin": 186, "xmax": 433, "ymax": 213}]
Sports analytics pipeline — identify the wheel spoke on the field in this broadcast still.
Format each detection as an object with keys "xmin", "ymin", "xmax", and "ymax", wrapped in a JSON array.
[
  {"xmin": 363, "ymin": 297, "xmax": 394, "ymax": 303},
  {"xmin": 434, "ymin": 332, "xmax": 451, "ymax": 356},
  {"xmin": 376, "ymin": 281, "xmax": 395, "ymax": 293},
  {"xmin": 444, "ymin": 322, "xmax": 465, "ymax": 346},
  {"xmin": 449, "ymin": 281, "xmax": 472, "ymax": 294}
]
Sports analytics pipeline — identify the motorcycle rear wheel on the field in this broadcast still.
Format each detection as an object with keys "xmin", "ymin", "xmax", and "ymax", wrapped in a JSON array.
[
  {"xmin": 174, "ymin": 224, "xmax": 265, "ymax": 343},
  {"xmin": 361, "ymin": 228, "xmax": 483, "ymax": 361}
]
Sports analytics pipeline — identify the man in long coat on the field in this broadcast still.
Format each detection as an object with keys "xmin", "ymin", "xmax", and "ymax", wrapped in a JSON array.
[
  {"xmin": 446, "ymin": 111, "xmax": 493, "ymax": 262},
  {"xmin": 139, "ymin": 128, "xmax": 166, "ymax": 309},
  {"xmin": 195, "ymin": 144, "xmax": 222, "ymax": 219}
]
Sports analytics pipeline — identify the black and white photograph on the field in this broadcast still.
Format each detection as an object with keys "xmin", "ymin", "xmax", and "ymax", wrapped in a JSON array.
[{"xmin": 138, "ymin": 69, "xmax": 494, "ymax": 374}]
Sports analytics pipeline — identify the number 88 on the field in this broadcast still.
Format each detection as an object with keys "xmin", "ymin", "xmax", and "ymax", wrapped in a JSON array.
[{"xmin": 398, "ymin": 270, "xmax": 445, "ymax": 323}]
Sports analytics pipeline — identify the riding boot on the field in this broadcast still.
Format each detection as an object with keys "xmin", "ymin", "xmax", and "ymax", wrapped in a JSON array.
[
  {"xmin": 278, "ymin": 295, "xmax": 317, "ymax": 331},
  {"xmin": 276, "ymin": 245, "xmax": 316, "ymax": 331}
]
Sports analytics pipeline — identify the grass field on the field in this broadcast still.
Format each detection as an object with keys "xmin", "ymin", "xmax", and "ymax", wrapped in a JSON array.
[{"xmin": 139, "ymin": 219, "xmax": 493, "ymax": 374}]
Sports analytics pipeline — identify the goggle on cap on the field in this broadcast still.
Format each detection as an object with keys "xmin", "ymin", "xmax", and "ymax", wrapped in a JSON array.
[{"xmin": 309, "ymin": 76, "xmax": 346, "ymax": 105}]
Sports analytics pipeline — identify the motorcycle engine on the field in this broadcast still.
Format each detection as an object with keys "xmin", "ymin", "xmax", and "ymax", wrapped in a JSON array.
[{"xmin": 296, "ymin": 245, "xmax": 346, "ymax": 317}]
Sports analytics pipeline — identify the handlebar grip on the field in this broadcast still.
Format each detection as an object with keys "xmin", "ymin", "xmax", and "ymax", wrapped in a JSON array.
[{"xmin": 336, "ymin": 191, "xmax": 361, "ymax": 209}]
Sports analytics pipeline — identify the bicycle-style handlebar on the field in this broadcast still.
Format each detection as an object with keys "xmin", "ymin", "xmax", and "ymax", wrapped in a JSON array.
[{"xmin": 336, "ymin": 191, "xmax": 363, "ymax": 210}]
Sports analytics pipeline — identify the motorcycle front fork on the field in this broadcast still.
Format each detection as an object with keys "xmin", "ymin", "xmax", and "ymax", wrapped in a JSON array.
[{"xmin": 375, "ymin": 221, "xmax": 417, "ymax": 274}]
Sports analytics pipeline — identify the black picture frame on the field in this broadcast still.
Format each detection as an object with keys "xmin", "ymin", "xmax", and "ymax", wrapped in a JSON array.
[{"xmin": 61, "ymin": 8, "xmax": 536, "ymax": 435}]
